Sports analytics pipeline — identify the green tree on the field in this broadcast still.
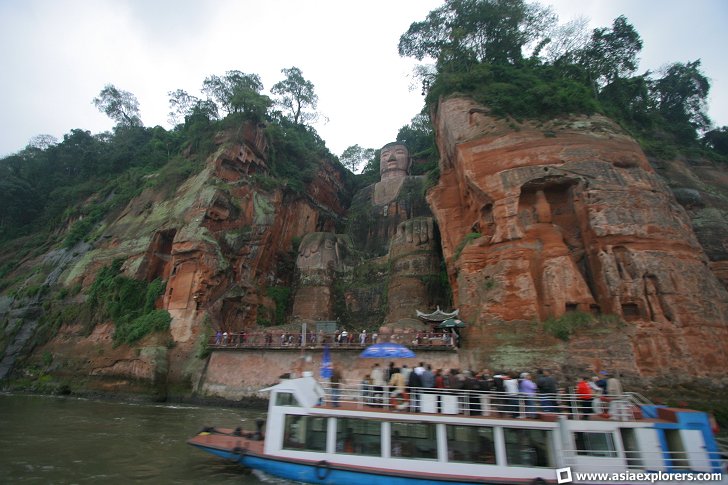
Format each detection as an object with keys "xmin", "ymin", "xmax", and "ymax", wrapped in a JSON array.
[
  {"xmin": 396, "ymin": 113, "xmax": 435, "ymax": 160},
  {"xmin": 92, "ymin": 84, "xmax": 142, "ymax": 127},
  {"xmin": 339, "ymin": 144, "xmax": 374, "ymax": 173},
  {"xmin": 0, "ymin": 172, "xmax": 40, "ymax": 229},
  {"xmin": 703, "ymin": 126, "xmax": 728, "ymax": 156},
  {"xmin": 202, "ymin": 71, "xmax": 271, "ymax": 120},
  {"xmin": 168, "ymin": 89, "xmax": 201, "ymax": 126},
  {"xmin": 541, "ymin": 16, "xmax": 590, "ymax": 65},
  {"xmin": 580, "ymin": 15, "xmax": 642, "ymax": 91},
  {"xmin": 271, "ymin": 67, "xmax": 319, "ymax": 125},
  {"xmin": 398, "ymin": 0, "xmax": 556, "ymax": 70},
  {"xmin": 599, "ymin": 75, "xmax": 653, "ymax": 127},
  {"xmin": 27, "ymin": 134, "xmax": 58, "ymax": 150},
  {"xmin": 651, "ymin": 60, "xmax": 711, "ymax": 141}
]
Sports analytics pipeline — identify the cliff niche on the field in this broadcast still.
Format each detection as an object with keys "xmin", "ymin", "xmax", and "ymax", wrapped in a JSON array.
[
  {"xmin": 332, "ymin": 142, "xmax": 448, "ymax": 334},
  {"xmin": 429, "ymin": 97, "xmax": 728, "ymax": 378}
]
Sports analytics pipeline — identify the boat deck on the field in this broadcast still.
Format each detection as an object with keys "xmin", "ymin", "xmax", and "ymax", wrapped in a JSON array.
[
  {"xmin": 188, "ymin": 427, "xmax": 265, "ymax": 455},
  {"xmin": 318, "ymin": 381, "xmax": 655, "ymax": 423}
]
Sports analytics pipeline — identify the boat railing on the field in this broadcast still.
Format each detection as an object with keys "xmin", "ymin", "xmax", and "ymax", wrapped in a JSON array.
[
  {"xmin": 561, "ymin": 448, "xmax": 725, "ymax": 471},
  {"xmin": 624, "ymin": 391, "xmax": 654, "ymax": 406},
  {"xmin": 318, "ymin": 379, "xmax": 646, "ymax": 421}
]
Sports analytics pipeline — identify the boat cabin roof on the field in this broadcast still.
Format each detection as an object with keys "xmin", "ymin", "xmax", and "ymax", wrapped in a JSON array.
[{"xmin": 263, "ymin": 376, "xmax": 325, "ymax": 409}]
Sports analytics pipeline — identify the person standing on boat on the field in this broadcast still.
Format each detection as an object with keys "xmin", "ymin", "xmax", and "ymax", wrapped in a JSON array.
[
  {"xmin": 421, "ymin": 364, "xmax": 435, "ymax": 389},
  {"xmin": 389, "ymin": 368, "xmax": 407, "ymax": 410},
  {"xmin": 330, "ymin": 365, "xmax": 343, "ymax": 407},
  {"xmin": 389, "ymin": 368, "xmax": 406, "ymax": 392},
  {"xmin": 493, "ymin": 373, "xmax": 506, "ymax": 416},
  {"xmin": 504, "ymin": 372, "xmax": 520, "ymax": 418},
  {"xmin": 536, "ymin": 369, "xmax": 558, "ymax": 413},
  {"xmin": 407, "ymin": 366, "xmax": 423, "ymax": 411},
  {"xmin": 605, "ymin": 372, "xmax": 627, "ymax": 420},
  {"xmin": 371, "ymin": 363, "xmax": 386, "ymax": 407},
  {"xmin": 477, "ymin": 369, "xmax": 493, "ymax": 415},
  {"xmin": 606, "ymin": 372, "xmax": 623, "ymax": 396},
  {"xmin": 385, "ymin": 361, "xmax": 396, "ymax": 382},
  {"xmin": 596, "ymin": 371, "xmax": 608, "ymax": 392},
  {"xmin": 400, "ymin": 364, "xmax": 412, "ymax": 383},
  {"xmin": 361, "ymin": 374, "xmax": 373, "ymax": 405},
  {"xmin": 589, "ymin": 376, "xmax": 604, "ymax": 414},
  {"xmin": 519, "ymin": 373, "xmax": 538, "ymax": 418},
  {"xmin": 464, "ymin": 370, "xmax": 483, "ymax": 416},
  {"xmin": 576, "ymin": 376, "xmax": 593, "ymax": 419}
]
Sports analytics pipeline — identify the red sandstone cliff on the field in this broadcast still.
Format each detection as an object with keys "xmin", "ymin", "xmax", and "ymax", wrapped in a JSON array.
[
  {"xmin": 428, "ymin": 97, "xmax": 728, "ymax": 378},
  {"xmin": 6, "ymin": 100, "xmax": 728, "ymax": 396},
  {"xmin": 34, "ymin": 122, "xmax": 350, "ymax": 391}
]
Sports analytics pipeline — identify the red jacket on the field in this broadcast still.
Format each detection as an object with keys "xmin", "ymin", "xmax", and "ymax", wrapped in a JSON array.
[{"xmin": 576, "ymin": 381, "xmax": 592, "ymax": 400}]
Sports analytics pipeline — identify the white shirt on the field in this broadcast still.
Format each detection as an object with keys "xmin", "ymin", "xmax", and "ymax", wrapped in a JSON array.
[{"xmin": 504, "ymin": 378, "xmax": 519, "ymax": 395}]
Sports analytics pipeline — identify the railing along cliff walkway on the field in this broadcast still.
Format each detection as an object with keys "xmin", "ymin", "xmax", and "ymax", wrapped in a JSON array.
[{"xmin": 207, "ymin": 331, "xmax": 458, "ymax": 351}]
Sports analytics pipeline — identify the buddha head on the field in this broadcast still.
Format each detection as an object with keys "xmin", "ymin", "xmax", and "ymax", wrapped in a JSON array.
[{"xmin": 379, "ymin": 142, "xmax": 411, "ymax": 180}]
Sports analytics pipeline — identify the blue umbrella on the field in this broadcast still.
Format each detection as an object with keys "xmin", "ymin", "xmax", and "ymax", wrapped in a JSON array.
[
  {"xmin": 320, "ymin": 344, "xmax": 333, "ymax": 379},
  {"xmin": 359, "ymin": 342, "xmax": 416, "ymax": 358}
]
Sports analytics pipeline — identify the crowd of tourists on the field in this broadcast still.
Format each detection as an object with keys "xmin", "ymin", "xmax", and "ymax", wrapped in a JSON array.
[{"xmin": 339, "ymin": 363, "xmax": 625, "ymax": 419}]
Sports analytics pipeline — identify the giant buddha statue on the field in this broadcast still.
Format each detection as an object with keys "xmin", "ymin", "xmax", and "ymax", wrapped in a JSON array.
[{"xmin": 374, "ymin": 142, "xmax": 412, "ymax": 206}]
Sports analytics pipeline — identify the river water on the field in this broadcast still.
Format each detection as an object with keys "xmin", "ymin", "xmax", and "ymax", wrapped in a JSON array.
[{"xmin": 0, "ymin": 392, "xmax": 289, "ymax": 484}]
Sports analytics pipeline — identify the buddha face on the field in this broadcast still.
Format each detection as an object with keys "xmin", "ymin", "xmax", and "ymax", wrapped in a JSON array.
[{"xmin": 379, "ymin": 143, "xmax": 410, "ymax": 180}]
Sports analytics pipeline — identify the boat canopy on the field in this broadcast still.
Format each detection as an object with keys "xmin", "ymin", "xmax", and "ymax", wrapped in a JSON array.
[{"xmin": 261, "ymin": 376, "xmax": 326, "ymax": 409}]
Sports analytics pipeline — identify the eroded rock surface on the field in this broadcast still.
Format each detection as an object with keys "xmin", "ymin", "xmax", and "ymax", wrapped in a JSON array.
[
  {"xmin": 428, "ymin": 97, "xmax": 728, "ymax": 377},
  {"xmin": 40, "ymin": 122, "xmax": 350, "ymax": 390}
]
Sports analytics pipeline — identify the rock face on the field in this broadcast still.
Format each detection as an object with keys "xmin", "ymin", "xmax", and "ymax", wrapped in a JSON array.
[
  {"xmin": 428, "ymin": 97, "xmax": 728, "ymax": 377},
  {"xmin": 291, "ymin": 232, "xmax": 354, "ymax": 322},
  {"xmin": 32, "ymin": 122, "xmax": 351, "ymax": 392},
  {"xmin": 6, "ymin": 99, "xmax": 728, "ymax": 396},
  {"xmin": 652, "ymin": 158, "xmax": 728, "ymax": 291}
]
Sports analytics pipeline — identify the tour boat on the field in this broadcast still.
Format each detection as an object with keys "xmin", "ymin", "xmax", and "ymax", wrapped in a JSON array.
[{"xmin": 188, "ymin": 376, "xmax": 727, "ymax": 484}]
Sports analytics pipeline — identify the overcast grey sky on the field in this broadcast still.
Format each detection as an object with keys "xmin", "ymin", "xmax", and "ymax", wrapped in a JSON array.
[{"xmin": 0, "ymin": 0, "xmax": 726, "ymax": 160}]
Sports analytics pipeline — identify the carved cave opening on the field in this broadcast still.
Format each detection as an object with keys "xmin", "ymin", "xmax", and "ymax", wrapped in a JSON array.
[
  {"xmin": 621, "ymin": 302, "xmax": 641, "ymax": 321},
  {"xmin": 517, "ymin": 177, "xmax": 598, "ymax": 318},
  {"xmin": 144, "ymin": 229, "xmax": 176, "ymax": 281}
]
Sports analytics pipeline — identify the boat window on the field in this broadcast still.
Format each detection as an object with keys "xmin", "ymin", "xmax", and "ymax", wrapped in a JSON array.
[
  {"xmin": 446, "ymin": 425, "xmax": 496, "ymax": 464},
  {"xmin": 664, "ymin": 429, "xmax": 689, "ymax": 469},
  {"xmin": 335, "ymin": 418, "xmax": 381, "ymax": 456},
  {"xmin": 504, "ymin": 428, "xmax": 553, "ymax": 467},
  {"xmin": 275, "ymin": 392, "xmax": 300, "ymax": 407},
  {"xmin": 619, "ymin": 428, "xmax": 643, "ymax": 468},
  {"xmin": 282, "ymin": 415, "xmax": 327, "ymax": 452},
  {"xmin": 574, "ymin": 432, "xmax": 617, "ymax": 457},
  {"xmin": 390, "ymin": 422, "xmax": 437, "ymax": 460}
]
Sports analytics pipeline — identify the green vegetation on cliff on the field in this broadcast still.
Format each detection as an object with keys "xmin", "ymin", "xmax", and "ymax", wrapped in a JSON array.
[
  {"xmin": 400, "ymin": 0, "xmax": 725, "ymax": 161},
  {"xmin": 0, "ymin": 66, "xmax": 347, "ymax": 298},
  {"xmin": 88, "ymin": 259, "xmax": 170, "ymax": 346}
]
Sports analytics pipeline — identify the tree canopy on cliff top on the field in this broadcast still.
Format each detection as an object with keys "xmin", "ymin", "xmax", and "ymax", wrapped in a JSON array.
[
  {"xmin": 399, "ymin": 0, "xmax": 718, "ymax": 155},
  {"xmin": 0, "ymin": 65, "xmax": 336, "ymax": 260}
]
